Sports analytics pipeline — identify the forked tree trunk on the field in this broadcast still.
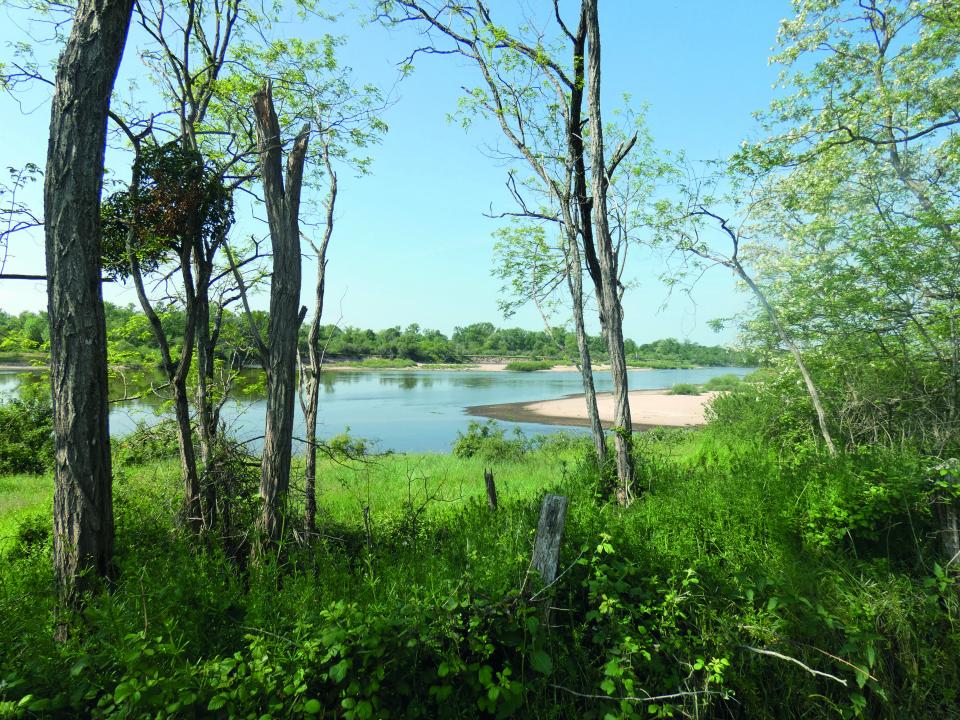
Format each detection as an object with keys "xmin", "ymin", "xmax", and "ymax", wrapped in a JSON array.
[
  {"xmin": 253, "ymin": 81, "xmax": 310, "ymax": 550},
  {"xmin": 44, "ymin": 0, "xmax": 134, "ymax": 613},
  {"xmin": 585, "ymin": 0, "xmax": 635, "ymax": 502}
]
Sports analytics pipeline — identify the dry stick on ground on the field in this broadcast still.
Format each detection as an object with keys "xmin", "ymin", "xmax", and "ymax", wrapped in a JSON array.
[{"xmin": 742, "ymin": 645, "xmax": 848, "ymax": 686}]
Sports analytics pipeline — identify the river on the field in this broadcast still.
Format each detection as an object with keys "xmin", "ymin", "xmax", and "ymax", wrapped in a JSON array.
[{"xmin": 0, "ymin": 366, "xmax": 752, "ymax": 453}]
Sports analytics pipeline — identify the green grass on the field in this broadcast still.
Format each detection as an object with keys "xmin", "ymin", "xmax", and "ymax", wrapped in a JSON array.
[
  {"xmin": 667, "ymin": 382, "xmax": 702, "ymax": 395},
  {"xmin": 504, "ymin": 360, "xmax": 554, "ymax": 371},
  {"xmin": 2, "ymin": 425, "xmax": 958, "ymax": 718},
  {"xmin": 0, "ymin": 473, "xmax": 52, "ymax": 550}
]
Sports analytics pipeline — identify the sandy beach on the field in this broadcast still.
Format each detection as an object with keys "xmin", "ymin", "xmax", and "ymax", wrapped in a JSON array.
[{"xmin": 468, "ymin": 389, "xmax": 717, "ymax": 429}]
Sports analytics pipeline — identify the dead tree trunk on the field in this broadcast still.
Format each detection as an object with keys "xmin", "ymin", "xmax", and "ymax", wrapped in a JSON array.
[
  {"xmin": 585, "ymin": 0, "xmax": 635, "ymax": 502},
  {"xmin": 253, "ymin": 81, "xmax": 310, "ymax": 549},
  {"xmin": 44, "ymin": 0, "xmax": 133, "ymax": 612}
]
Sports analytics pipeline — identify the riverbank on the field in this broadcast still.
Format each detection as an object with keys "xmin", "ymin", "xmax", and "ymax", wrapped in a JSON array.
[{"xmin": 467, "ymin": 388, "xmax": 717, "ymax": 429}]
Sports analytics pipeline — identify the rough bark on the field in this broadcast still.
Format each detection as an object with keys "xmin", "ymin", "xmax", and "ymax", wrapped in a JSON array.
[
  {"xmin": 253, "ymin": 81, "xmax": 309, "ymax": 549},
  {"xmin": 45, "ymin": 0, "xmax": 134, "ymax": 612},
  {"xmin": 585, "ymin": 0, "xmax": 635, "ymax": 501}
]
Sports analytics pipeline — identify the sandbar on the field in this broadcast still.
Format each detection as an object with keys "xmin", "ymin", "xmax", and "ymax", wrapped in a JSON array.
[{"xmin": 467, "ymin": 389, "xmax": 717, "ymax": 429}]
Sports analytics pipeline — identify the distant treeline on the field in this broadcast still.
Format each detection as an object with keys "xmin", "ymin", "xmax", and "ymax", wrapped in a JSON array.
[{"xmin": 0, "ymin": 305, "xmax": 757, "ymax": 368}]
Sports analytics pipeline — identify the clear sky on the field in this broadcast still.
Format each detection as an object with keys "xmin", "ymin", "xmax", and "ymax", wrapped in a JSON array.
[{"xmin": 0, "ymin": 0, "xmax": 794, "ymax": 345}]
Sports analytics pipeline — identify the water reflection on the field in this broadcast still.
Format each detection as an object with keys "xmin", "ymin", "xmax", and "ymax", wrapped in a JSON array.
[{"xmin": 0, "ymin": 366, "xmax": 754, "ymax": 453}]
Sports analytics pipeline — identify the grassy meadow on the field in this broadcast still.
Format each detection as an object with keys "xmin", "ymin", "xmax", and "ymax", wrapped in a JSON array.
[{"xmin": 2, "ymin": 413, "xmax": 959, "ymax": 718}]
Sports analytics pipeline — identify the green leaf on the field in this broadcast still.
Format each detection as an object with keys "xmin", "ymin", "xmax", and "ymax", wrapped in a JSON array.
[
  {"xmin": 304, "ymin": 698, "xmax": 323, "ymax": 714},
  {"xmin": 530, "ymin": 649, "xmax": 553, "ymax": 675}
]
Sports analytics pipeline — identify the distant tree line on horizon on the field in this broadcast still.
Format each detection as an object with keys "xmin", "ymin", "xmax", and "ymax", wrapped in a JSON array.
[{"xmin": 0, "ymin": 305, "xmax": 757, "ymax": 368}]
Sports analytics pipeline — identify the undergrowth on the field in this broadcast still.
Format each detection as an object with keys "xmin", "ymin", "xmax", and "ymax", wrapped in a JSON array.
[{"xmin": 1, "ymin": 414, "xmax": 958, "ymax": 718}]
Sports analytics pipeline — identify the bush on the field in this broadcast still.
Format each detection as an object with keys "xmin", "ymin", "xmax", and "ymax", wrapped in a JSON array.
[
  {"xmin": 0, "ymin": 398, "xmax": 53, "ymax": 474},
  {"xmin": 667, "ymin": 382, "xmax": 701, "ymax": 395},
  {"xmin": 452, "ymin": 420, "xmax": 528, "ymax": 461},
  {"xmin": 112, "ymin": 420, "xmax": 181, "ymax": 467},
  {"xmin": 505, "ymin": 360, "xmax": 554, "ymax": 372}
]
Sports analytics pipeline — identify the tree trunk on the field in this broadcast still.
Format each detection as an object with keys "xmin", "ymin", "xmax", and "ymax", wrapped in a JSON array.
[
  {"xmin": 172, "ymin": 376, "xmax": 203, "ymax": 529},
  {"xmin": 193, "ymin": 249, "xmax": 217, "ymax": 530},
  {"xmin": 735, "ymin": 262, "xmax": 837, "ymax": 456},
  {"xmin": 253, "ymin": 81, "xmax": 309, "ymax": 549},
  {"xmin": 565, "ymin": 230, "xmax": 606, "ymax": 466},
  {"xmin": 45, "ymin": 0, "xmax": 133, "ymax": 613},
  {"xmin": 302, "ymin": 143, "xmax": 336, "ymax": 540},
  {"xmin": 585, "ymin": 0, "xmax": 635, "ymax": 502}
]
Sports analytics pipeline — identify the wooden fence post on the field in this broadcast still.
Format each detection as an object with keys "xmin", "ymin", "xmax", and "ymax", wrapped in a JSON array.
[
  {"xmin": 484, "ymin": 468, "xmax": 498, "ymax": 511},
  {"xmin": 531, "ymin": 494, "xmax": 568, "ymax": 588}
]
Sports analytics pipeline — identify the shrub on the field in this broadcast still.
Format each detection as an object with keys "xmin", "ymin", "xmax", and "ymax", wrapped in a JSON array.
[
  {"xmin": 667, "ymin": 382, "xmax": 701, "ymax": 395},
  {"xmin": 0, "ymin": 398, "xmax": 53, "ymax": 474},
  {"xmin": 112, "ymin": 420, "xmax": 181, "ymax": 467},
  {"xmin": 452, "ymin": 420, "xmax": 528, "ymax": 461}
]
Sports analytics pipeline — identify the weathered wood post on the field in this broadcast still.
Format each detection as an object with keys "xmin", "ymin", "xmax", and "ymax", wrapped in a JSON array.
[
  {"xmin": 484, "ymin": 468, "xmax": 498, "ymax": 511},
  {"xmin": 531, "ymin": 494, "xmax": 568, "ymax": 587}
]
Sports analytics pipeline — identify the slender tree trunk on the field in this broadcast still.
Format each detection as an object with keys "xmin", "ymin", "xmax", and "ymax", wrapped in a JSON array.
[
  {"xmin": 253, "ymin": 81, "xmax": 310, "ymax": 549},
  {"xmin": 735, "ymin": 262, "xmax": 837, "ymax": 456},
  {"xmin": 45, "ymin": 0, "xmax": 133, "ymax": 613},
  {"xmin": 194, "ymin": 250, "xmax": 217, "ymax": 530},
  {"xmin": 585, "ymin": 0, "xmax": 635, "ymax": 502},
  {"xmin": 565, "ymin": 230, "xmax": 606, "ymax": 465}
]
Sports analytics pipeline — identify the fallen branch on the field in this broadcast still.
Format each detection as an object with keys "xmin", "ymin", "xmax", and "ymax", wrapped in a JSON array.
[{"xmin": 743, "ymin": 645, "xmax": 848, "ymax": 686}]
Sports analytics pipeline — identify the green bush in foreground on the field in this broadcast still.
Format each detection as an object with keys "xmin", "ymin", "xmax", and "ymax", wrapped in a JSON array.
[
  {"xmin": 667, "ymin": 382, "xmax": 701, "ymax": 395},
  {"xmin": 505, "ymin": 360, "xmax": 554, "ymax": 372},
  {"xmin": 0, "ymin": 398, "xmax": 53, "ymax": 475}
]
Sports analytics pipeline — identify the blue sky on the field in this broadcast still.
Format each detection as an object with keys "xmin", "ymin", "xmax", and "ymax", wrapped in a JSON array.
[{"xmin": 0, "ymin": 0, "xmax": 793, "ymax": 344}]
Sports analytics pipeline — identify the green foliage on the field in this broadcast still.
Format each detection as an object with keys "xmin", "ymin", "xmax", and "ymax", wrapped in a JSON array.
[
  {"xmin": 1, "ymin": 432, "xmax": 960, "ymax": 718},
  {"xmin": 667, "ymin": 383, "xmax": 701, "ymax": 395},
  {"xmin": 112, "ymin": 420, "xmax": 181, "ymax": 468},
  {"xmin": 504, "ymin": 360, "xmax": 554, "ymax": 372},
  {"xmin": 452, "ymin": 420, "xmax": 529, "ymax": 462},
  {"xmin": 0, "ymin": 398, "xmax": 53, "ymax": 475}
]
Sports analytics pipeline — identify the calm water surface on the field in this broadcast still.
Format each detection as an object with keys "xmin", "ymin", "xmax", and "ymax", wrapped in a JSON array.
[{"xmin": 0, "ymin": 367, "xmax": 752, "ymax": 453}]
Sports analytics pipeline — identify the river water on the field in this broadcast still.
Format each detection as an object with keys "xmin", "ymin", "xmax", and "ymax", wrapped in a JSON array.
[{"xmin": 0, "ymin": 366, "xmax": 751, "ymax": 453}]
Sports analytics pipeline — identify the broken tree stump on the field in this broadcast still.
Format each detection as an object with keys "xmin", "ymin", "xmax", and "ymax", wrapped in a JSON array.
[
  {"xmin": 531, "ymin": 494, "xmax": 568, "ymax": 587},
  {"xmin": 484, "ymin": 468, "xmax": 498, "ymax": 511}
]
